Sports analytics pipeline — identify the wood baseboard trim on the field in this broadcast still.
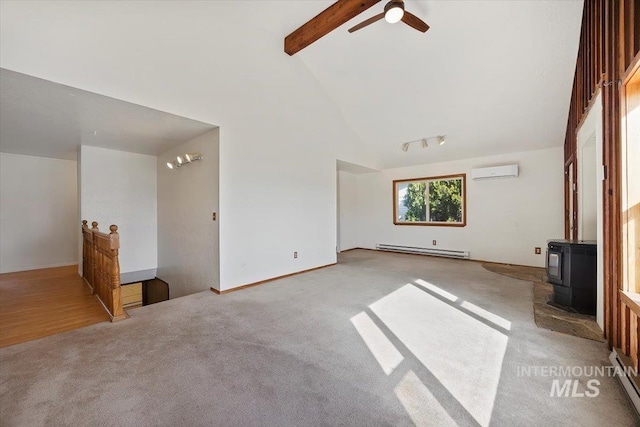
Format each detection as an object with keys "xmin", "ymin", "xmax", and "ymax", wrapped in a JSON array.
[
  {"xmin": 111, "ymin": 313, "xmax": 129, "ymax": 322},
  {"xmin": 470, "ymin": 259, "xmax": 543, "ymax": 270},
  {"xmin": 0, "ymin": 263, "xmax": 79, "ymax": 276},
  {"xmin": 211, "ymin": 262, "xmax": 337, "ymax": 295}
]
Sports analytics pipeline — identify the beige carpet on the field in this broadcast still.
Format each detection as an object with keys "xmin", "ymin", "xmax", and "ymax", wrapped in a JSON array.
[
  {"xmin": 0, "ymin": 250, "xmax": 634, "ymax": 426},
  {"xmin": 482, "ymin": 263, "xmax": 604, "ymax": 342}
]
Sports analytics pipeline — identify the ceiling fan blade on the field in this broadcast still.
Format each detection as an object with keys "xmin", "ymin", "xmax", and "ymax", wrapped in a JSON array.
[
  {"xmin": 401, "ymin": 11, "xmax": 429, "ymax": 33},
  {"xmin": 348, "ymin": 13, "xmax": 385, "ymax": 33}
]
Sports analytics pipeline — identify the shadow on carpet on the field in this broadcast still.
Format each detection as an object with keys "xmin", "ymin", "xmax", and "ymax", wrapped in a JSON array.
[{"xmin": 482, "ymin": 263, "xmax": 604, "ymax": 342}]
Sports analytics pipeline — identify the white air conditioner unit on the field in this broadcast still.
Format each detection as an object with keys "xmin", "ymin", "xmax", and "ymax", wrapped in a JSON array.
[{"xmin": 471, "ymin": 165, "xmax": 519, "ymax": 180}]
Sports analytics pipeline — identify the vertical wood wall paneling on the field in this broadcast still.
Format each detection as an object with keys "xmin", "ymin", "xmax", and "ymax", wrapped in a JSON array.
[{"xmin": 563, "ymin": 0, "xmax": 639, "ymax": 350}]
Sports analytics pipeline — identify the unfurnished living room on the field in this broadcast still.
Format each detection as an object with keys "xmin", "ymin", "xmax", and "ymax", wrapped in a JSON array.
[{"xmin": 0, "ymin": 1, "xmax": 639, "ymax": 426}]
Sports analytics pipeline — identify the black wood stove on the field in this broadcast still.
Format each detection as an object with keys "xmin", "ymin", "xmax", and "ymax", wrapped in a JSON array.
[{"xmin": 546, "ymin": 240, "xmax": 597, "ymax": 314}]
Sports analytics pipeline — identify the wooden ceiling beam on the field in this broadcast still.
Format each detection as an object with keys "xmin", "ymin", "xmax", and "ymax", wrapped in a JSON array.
[{"xmin": 284, "ymin": 0, "xmax": 382, "ymax": 56}]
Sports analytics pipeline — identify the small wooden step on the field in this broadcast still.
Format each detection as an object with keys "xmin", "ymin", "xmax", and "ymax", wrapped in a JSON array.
[{"xmin": 121, "ymin": 282, "xmax": 142, "ymax": 310}]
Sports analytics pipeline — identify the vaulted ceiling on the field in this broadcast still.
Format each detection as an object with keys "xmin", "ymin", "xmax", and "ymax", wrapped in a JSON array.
[
  {"xmin": 292, "ymin": 0, "xmax": 583, "ymax": 168},
  {"xmin": 0, "ymin": 1, "xmax": 583, "ymax": 169}
]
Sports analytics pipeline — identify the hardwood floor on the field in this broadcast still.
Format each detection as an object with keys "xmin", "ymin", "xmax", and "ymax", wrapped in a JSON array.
[{"xmin": 0, "ymin": 265, "xmax": 110, "ymax": 348}]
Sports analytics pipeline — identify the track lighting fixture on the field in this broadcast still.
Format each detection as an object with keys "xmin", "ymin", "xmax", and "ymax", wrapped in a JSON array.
[
  {"xmin": 399, "ymin": 135, "xmax": 447, "ymax": 152},
  {"xmin": 166, "ymin": 152, "xmax": 203, "ymax": 169},
  {"xmin": 185, "ymin": 153, "xmax": 202, "ymax": 162}
]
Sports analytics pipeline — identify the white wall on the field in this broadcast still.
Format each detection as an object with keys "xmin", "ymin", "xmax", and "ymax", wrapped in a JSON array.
[
  {"xmin": 0, "ymin": 153, "xmax": 78, "ymax": 273},
  {"xmin": 579, "ymin": 139, "xmax": 597, "ymax": 240},
  {"xmin": 157, "ymin": 129, "xmax": 219, "ymax": 298},
  {"xmin": 355, "ymin": 147, "xmax": 564, "ymax": 267},
  {"xmin": 337, "ymin": 171, "xmax": 361, "ymax": 252},
  {"xmin": 77, "ymin": 147, "xmax": 82, "ymax": 275},
  {"xmin": 80, "ymin": 146, "xmax": 157, "ymax": 275},
  {"xmin": 0, "ymin": 2, "xmax": 386, "ymax": 291}
]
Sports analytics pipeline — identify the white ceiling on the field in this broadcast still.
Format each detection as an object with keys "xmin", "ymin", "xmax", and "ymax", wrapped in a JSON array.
[
  {"xmin": 337, "ymin": 159, "xmax": 379, "ymax": 174},
  {"xmin": 0, "ymin": 68, "xmax": 216, "ymax": 160},
  {"xmin": 0, "ymin": 1, "xmax": 583, "ymax": 168},
  {"xmin": 294, "ymin": 0, "xmax": 583, "ymax": 168}
]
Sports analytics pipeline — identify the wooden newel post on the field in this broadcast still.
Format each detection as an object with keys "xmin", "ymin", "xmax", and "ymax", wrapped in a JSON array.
[{"xmin": 109, "ymin": 225, "xmax": 125, "ymax": 321}]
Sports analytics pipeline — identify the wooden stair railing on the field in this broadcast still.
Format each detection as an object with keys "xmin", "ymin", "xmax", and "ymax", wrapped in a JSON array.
[{"xmin": 81, "ymin": 220, "xmax": 127, "ymax": 322}]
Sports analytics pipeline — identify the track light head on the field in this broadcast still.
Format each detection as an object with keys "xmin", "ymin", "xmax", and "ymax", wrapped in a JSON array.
[
  {"xmin": 421, "ymin": 138, "xmax": 428, "ymax": 148},
  {"xmin": 185, "ymin": 153, "xmax": 202, "ymax": 162},
  {"xmin": 438, "ymin": 136, "xmax": 446, "ymax": 145},
  {"xmin": 401, "ymin": 143, "xmax": 409, "ymax": 152},
  {"xmin": 167, "ymin": 153, "xmax": 202, "ymax": 170}
]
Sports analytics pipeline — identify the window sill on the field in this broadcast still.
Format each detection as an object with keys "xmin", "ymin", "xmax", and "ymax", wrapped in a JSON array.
[{"xmin": 620, "ymin": 290, "xmax": 640, "ymax": 317}]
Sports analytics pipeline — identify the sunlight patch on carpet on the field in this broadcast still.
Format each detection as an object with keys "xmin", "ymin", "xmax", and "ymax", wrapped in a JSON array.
[
  {"xmin": 370, "ymin": 284, "xmax": 508, "ymax": 427},
  {"xmin": 460, "ymin": 300, "xmax": 512, "ymax": 331},
  {"xmin": 394, "ymin": 370, "xmax": 457, "ymax": 427},
  {"xmin": 414, "ymin": 279, "xmax": 458, "ymax": 302},
  {"xmin": 350, "ymin": 311, "xmax": 404, "ymax": 375}
]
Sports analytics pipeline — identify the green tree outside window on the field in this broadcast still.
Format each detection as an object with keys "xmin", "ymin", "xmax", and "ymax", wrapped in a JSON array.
[{"xmin": 396, "ymin": 175, "xmax": 465, "ymax": 225}]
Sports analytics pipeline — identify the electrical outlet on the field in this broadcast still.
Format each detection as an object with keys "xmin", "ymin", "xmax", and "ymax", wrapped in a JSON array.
[
  {"xmin": 535, "ymin": 247, "xmax": 541, "ymax": 254},
  {"xmin": 212, "ymin": 212, "xmax": 216, "ymax": 221},
  {"xmin": 432, "ymin": 240, "xmax": 437, "ymax": 246},
  {"xmin": 294, "ymin": 251, "xmax": 298, "ymax": 259}
]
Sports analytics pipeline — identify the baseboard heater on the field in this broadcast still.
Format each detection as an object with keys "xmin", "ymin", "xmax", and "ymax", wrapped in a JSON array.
[
  {"xmin": 376, "ymin": 244, "xmax": 470, "ymax": 260},
  {"xmin": 610, "ymin": 349, "xmax": 640, "ymax": 415}
]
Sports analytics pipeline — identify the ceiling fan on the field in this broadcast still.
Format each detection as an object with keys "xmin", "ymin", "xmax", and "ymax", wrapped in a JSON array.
[
  {"xmin": 348, "ymin": 0, "xmax": 429, "ymax": 33},
  {"xmin": 284, "ymin": 0, "xmax": 429, "ymax": 56}
]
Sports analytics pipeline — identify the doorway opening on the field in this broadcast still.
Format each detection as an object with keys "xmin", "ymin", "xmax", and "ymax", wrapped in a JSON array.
[
  {"xmin": 336, "ymin": 160, "xmax": 378, "ymax": 254},
  {"xmin": 576, "ymin": 92, "xmax": 604, "ymax": 329}
]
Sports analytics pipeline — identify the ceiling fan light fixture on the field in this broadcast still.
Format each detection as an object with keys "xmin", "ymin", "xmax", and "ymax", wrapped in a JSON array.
[{"xmin": 384, "ymin": 2, "xmax": 405, "ymax": 24}]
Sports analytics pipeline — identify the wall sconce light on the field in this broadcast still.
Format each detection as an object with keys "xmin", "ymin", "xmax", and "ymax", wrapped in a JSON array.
[
  {"xmin": 166, "ymin": 152, "xmax": 203, "ymax": 169},
  {"xmin": 399, "ymin": 135, "xmax": 447, "ymax": 152}
]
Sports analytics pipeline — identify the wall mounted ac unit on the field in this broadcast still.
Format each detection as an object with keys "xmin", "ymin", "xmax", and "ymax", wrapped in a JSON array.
[{"xmin": 471, "ymin": 165, "xmax": 519, "ymax": 180}]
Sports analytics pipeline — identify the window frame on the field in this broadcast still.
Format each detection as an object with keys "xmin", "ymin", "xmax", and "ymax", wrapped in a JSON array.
[{"xmin": 392, "ymin": 173, "xmax": 467, "ymax": 227}]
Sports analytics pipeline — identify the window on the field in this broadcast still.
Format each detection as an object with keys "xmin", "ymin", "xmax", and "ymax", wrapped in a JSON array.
[{"xmin": 393, "ymin": 174, "xmax": 466, "ymax": 226}]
